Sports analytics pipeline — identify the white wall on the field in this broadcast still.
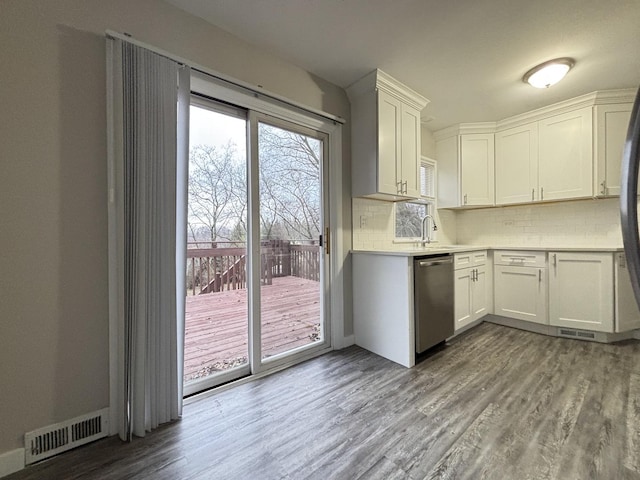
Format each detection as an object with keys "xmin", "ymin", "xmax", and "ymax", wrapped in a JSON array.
[{"xmin": 0, "ymin": 0, "xmax": 351, "ymax": 454}]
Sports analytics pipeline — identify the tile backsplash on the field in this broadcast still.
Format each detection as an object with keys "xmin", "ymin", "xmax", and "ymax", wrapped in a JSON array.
[
  {"xmin": 352, "ymin": 198, "xmax": 456, "ymax": 250},
  {"xmin": 456, "ymin": 198, "xmax": 622, "ymax": 247},
  {"xmin": 352, "ymin": 197, "xmax": 625, "ymax": 250}
]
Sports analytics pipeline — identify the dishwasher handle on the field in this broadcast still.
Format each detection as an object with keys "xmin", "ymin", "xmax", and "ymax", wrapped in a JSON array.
[{"xmin": 418, "ymin": 257, "xmax": 453, "ymax": 267}]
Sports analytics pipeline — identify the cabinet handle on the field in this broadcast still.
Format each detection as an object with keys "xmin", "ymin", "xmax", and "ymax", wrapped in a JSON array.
[
  {"xmin": 464, "ymin": 194, "xmax": 468, "ymax": 205},
  {"xmin": 403, "ymin": 180, "xmax": 408, "ymax": 194},
  {"xmin": 538, "ymin": 269, "xmax": 542, "ymax": 282},
  {"xmin": 601, "ymin": 181, "xmax": 606, "ymax": 196},
  {"xmin": 541, "ymin": 187, "xmax": 544, "ymax": 201},
  {"xmin": 532, "ymin": 188, "xmax": 535, "ymax": 201},
  {"xmin": 552, "ymin": 253, "xmax": 557, "ymax": 268},
  {"xmin": 397, "ymin": 181, "xmax": 402, "ymax": 194}
]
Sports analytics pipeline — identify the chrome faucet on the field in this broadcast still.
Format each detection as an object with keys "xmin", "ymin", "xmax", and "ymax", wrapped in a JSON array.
[{"xmin": 421, "ymin": 214, "xmax": 438, "ymax": 246}]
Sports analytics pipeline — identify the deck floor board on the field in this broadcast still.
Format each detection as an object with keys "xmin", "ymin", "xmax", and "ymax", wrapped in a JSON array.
[{"xmin": 184, "ymin": 275, "xmax": 320, "ymax": 380}]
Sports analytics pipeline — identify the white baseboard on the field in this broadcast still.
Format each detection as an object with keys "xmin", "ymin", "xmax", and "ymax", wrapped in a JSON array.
[{"xmin": 0, "ymin": 448, "xmax": 24, "ymax": 478}]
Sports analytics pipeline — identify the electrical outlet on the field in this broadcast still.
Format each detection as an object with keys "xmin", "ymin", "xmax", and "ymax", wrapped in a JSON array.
[
  {"xmin": 360, "ymin": 215, "xmax": 367, "ymax": 228},
  {"xmin": 503, "ymin": 220, "xmax": 514, "ymax": 227}
]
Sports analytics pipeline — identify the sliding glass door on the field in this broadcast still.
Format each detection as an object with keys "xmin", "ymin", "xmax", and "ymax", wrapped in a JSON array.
[
  {"xmin": 255, "ymin": 117, "xmax": 329, "ymax": 365},
  {"xmin": 184, "ymin": 98, "xmax": 250, "ymax": 394},
  {"xmin": 184, "ymin": 100, "xmax": 330, "ymax": 395}
]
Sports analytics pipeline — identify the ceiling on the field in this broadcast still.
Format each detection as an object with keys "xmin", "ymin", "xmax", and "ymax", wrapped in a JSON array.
[{"xmin": 166, "ymin": 0, "xmax": 640, "ymax": 131}]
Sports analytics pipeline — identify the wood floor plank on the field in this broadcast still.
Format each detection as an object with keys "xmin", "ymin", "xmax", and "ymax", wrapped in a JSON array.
[
  {"xmin": 625, "ymin": 373, "xmax": 640, "ymax": 474},
  {"xmin": 8, "ymin": 322, "xmax": 640, "ymax": 480}
]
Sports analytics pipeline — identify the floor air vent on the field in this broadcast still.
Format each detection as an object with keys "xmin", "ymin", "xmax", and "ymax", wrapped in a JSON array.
[
  {"xmin": 558, "ymin": 328, "xmax": 596, "ymax": 340},
  {"xmin": 25, "ymin": 408, "xmax": 109, "ymax": 465},
  {"xmin": 559, "ymin": 329, "xmax": 577, "ymax": 337}
]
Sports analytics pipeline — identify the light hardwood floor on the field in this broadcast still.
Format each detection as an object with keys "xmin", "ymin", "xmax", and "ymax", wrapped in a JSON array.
[{"xmin": 8, "ymin": 321, "xmax": 640, "ymax": 479}]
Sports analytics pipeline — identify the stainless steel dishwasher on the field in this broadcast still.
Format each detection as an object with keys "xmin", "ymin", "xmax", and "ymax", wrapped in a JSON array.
[{"xmin": 414, "ymin": 254, "xmax": 454, "ymax": 354}]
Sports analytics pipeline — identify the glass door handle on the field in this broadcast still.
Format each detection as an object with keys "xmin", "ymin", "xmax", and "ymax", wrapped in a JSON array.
[{"xmin": 620, "ymin": 87, "xmax": 640, "ymax": 310}]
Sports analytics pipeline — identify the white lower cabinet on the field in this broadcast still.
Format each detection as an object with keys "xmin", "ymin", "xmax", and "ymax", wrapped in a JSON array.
[
  {"xmin": 454, "ymin": 252, "xmax": 488, "ymax": 331},
  {"xmin": 548, "ymin": 252, "xmax": 614, "ymax": 332},
  {"xmin": 494, "ymin": 251, "xmax": 547, "ymax": 325},
  {"xmin": 495, "ymin": 266, "xmax": 547, "ymax": 324}
]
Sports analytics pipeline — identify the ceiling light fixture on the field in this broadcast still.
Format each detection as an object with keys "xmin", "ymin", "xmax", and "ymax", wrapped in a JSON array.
[{"xmin": 523, "ymin": 58, "xmax": 575, "ymax": 89}]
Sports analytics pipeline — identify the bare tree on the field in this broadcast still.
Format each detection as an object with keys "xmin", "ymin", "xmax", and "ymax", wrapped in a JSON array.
[
  {"xmin": 395, "ymin": 203, "xmax": 426, "ymax": 238},
  {"xmin": 187, "ymin": 125, "xmax": 323, "ymax": 246},
  {"xmin": 258, "ymin": 124, "xmax": 322, "ymax": 241},
  {"xmin": 188, "ymin": 142, "xmax": 246, "ymax": 245}
]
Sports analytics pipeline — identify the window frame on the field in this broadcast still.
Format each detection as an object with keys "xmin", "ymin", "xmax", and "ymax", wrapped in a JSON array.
[{"xmin": 393, "ymin": 156, "xmax": 437, "ymax": 242}]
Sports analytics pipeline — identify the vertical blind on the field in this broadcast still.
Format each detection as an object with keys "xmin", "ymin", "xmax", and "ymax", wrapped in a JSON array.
[{"xmin": 107, "ymin": 36, "xmax": 190, "ymax": 441}]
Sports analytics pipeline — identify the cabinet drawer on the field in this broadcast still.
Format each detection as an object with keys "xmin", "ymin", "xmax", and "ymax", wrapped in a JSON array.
[
  {"xmin": 494, "ymin": 250, "xmax": 545, "ymax": 267},
  {"xmin": 454, "ymin": 250, "xmax": 487, "ymax": 269}
]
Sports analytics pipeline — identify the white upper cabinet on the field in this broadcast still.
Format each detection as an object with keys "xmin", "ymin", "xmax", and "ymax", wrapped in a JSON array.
[
  {"xmin": 401, "ymin": 101, "xmax": 422, "ymax": 198},
  {"xmin": 594, "ymin": 103, "xmax": 633, "ymax": 197},
  {"xmin": 440, "ymin": 89, "xmax": 635, "ymax": 209},
  {"xmin": 495, "ymin": 123, "xmax": 539, "ymax": 205},
  {"xmin": 347, "ymin": 69, "xmax": 429, "ymax": 201},
  {"xmin": 495, "ymin": 109, "xmax": 593, "ymax": 205},
  {"xmin": 538, "ymin": 107, "xmax": 593, "ymax": 201},
  {"xmin": 435, "ymin": 126, "xmax": 495, "ymax": 208},
  {"xmin": 461, "ymin": 134, "xmax": 495, "ymax": 206}
]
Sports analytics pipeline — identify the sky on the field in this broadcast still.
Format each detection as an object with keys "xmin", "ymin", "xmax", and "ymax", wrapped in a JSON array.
[{"xmin": 189, "ymin": 105, "xmax": 246, "ymax": 158}]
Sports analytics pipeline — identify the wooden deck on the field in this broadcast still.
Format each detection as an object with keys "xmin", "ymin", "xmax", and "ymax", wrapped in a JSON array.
[{"xmin": 184, "ymin": 275, "xmax": 321, "ymax": 381}]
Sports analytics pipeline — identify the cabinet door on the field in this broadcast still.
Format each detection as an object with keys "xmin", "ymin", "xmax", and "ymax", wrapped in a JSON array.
[
  {"xmin": 538, "ymin": 107, "xmax": 593, "ymax": 201},
  {"xmin": 494, "ymin": 265, "xmax": 547, "ymax": 324},
  {"xmin": 548, "ymin": 252, "xmax": 614, "ymax": 332},
  {"xmin": 460, "ymin": 134, "xmax": 495, "ymax": 206},
  {"xmin": 495, "ymin": 123, "xmax": 539, "ymax": 204},
  {"xmin": 401, "ymin": 103, "xmax": 421, "ymax": 198},
  {"xmin": 377, "ymin": 91, "xmax": 401, "ymax": 196},
  {"xmin": 595, "ymin": 104, "xmax": 633, "ymax": 197},
  {"xmin": 472, "ymin": 265, "xmax": 488, "ymax": 320},
  {"xmin": 454, "ymin": 268, "xmax": 473, "ymax": 331}
]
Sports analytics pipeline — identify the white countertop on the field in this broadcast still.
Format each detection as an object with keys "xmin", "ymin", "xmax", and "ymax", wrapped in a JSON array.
[
  {"xmin": 351, "ymin": 244, "xmax": 625, "ymax": 256},
  {"xmin": 351, "ymin": 245, "xmax": 488, "ymax": 256}
]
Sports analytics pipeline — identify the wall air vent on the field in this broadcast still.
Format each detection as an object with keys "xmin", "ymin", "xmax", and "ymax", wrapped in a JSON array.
[{"xmin": 24, "ymin": 408, "xmax": 109, "ymax": 465}]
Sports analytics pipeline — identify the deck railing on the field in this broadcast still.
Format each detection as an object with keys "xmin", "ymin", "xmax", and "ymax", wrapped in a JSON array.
[{"xmin": 186, "ymin": 239, "xmax": 320, "ymax": 295}]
